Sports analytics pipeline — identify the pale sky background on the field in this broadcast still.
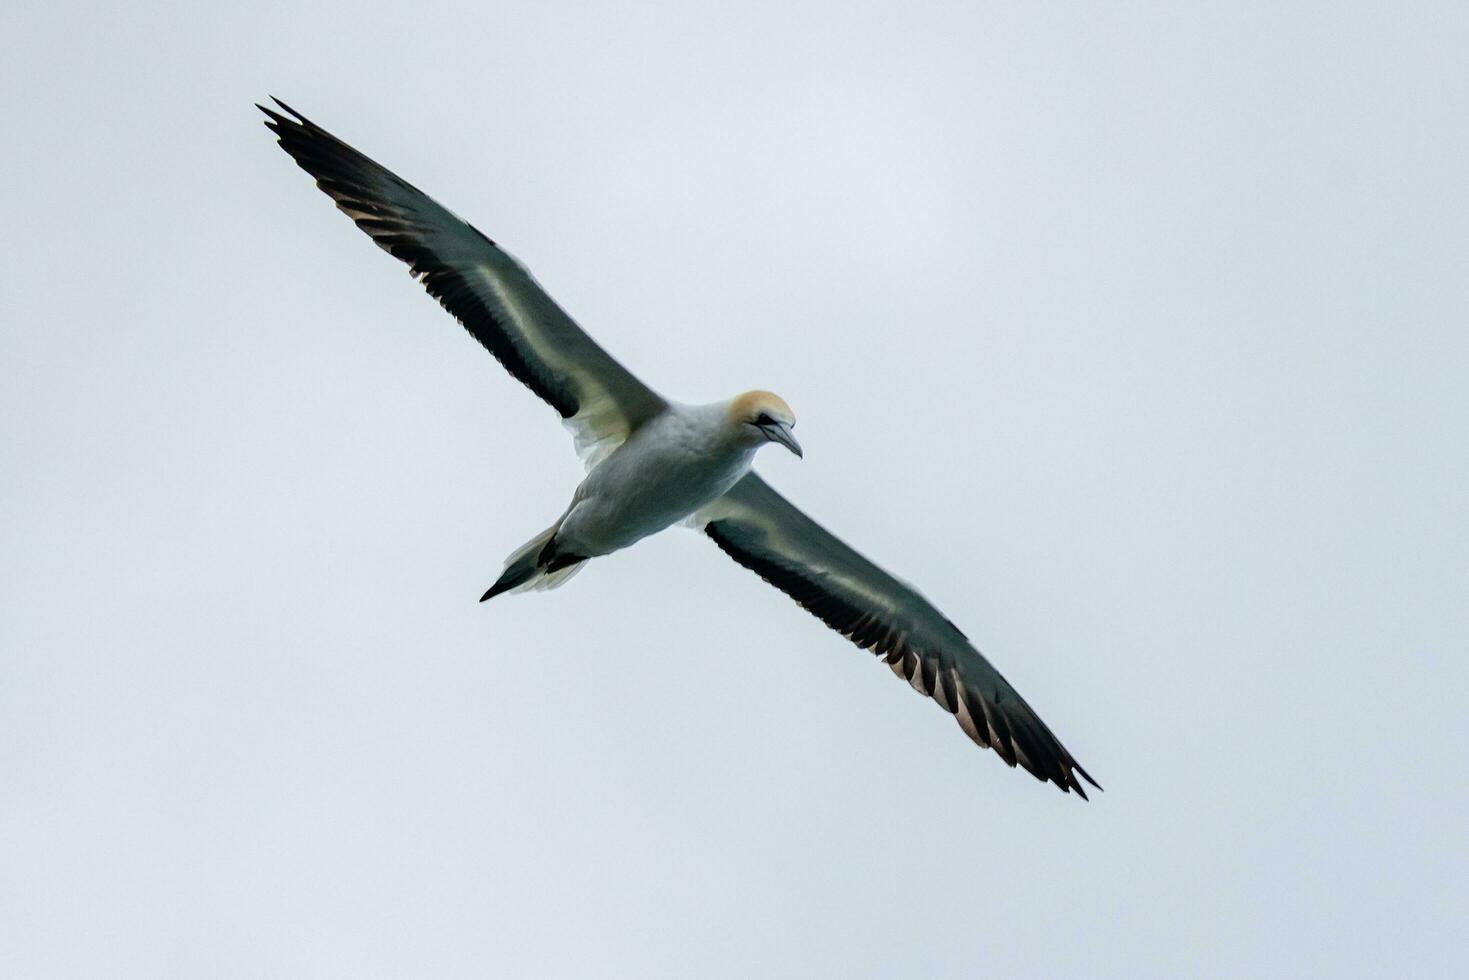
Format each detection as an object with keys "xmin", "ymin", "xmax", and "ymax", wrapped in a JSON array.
[{"xmin": 3, "ymin": 2, "xmax": 1467, "ymax": 977}]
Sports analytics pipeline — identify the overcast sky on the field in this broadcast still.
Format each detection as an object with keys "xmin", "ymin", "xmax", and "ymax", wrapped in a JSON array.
[{"xmin": 3, "ymin": 2, "xmax": 1467, "ymax": 977}]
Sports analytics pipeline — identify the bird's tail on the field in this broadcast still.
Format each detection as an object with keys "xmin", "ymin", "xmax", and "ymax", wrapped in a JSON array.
[{"xmin": 480, "ymin": 524, "xmax": 586, "ymax": 601}]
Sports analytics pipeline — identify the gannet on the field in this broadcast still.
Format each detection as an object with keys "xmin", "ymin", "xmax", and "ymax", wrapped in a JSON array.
[{"xmin": 260, "ymin": 98, "xmax": 1099, "ymax": 798}]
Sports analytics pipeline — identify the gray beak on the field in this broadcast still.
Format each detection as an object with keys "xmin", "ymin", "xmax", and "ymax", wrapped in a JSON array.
[{"xmin": 763, "ymin": 422, "xmax": 803, "ymax": 458}]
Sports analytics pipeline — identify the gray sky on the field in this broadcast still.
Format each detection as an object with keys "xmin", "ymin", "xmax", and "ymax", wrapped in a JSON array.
[{"xmin": 3, "ymin": 1, "xmax": 1467, "ymax": 977}]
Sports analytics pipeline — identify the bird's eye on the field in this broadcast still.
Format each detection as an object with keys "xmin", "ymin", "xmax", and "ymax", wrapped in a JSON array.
[{"xmin": 753, "ymin": 413, "xmax": 775, "ymax": 427}]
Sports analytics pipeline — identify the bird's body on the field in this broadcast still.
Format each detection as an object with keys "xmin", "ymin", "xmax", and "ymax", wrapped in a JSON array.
[
  {"xmin": 261, "ymin": 98, "xmax": 1100, "ymax": 798},
  {"xmin": 491, "ymin": 396, "xmax": 789, "ymax": 596},
  {"xmin": 560, "ymin": 400, "xmax": 764, "ymax": 558}
]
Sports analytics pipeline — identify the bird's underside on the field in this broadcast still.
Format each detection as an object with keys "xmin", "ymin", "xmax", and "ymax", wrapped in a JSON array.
[{"xmin": 260, "ymin": 97, "xmax": 1100, "ymax": 798}]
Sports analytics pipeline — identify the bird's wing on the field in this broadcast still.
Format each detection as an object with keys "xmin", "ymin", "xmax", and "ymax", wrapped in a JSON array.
[
  {"xmin": 695, "ymin": 473, "xmax": 1099, "ymax": 797},
  {"xmin": 259, "ymin": 99, "xmax": 666, "ymax": 468}
]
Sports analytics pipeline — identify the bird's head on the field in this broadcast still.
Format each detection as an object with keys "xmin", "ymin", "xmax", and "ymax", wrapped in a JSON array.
[{"xmin": 728, "ymin": 390, "xmax": 802, "ymax": 458}]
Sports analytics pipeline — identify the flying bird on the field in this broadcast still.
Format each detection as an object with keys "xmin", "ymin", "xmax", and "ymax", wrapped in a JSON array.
[{"xmin": 260, "ymin": 98, "xmax": 1099, "ymax": 798}]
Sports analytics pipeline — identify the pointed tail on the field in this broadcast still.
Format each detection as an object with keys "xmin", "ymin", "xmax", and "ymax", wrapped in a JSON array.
[{"xmin": 480, "ymin": 525, "xmax": 587, "ymax": 601}]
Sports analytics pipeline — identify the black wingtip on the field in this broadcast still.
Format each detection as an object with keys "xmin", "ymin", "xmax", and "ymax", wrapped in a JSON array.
[
  {"xmin": 1064, "ymin": 763, "xmax": 1102, "ymax": 800},
  {"xmin": 480, "ymin": 582, "xmax": 508, "ymax": 602},
  {"xmin": 257, "ymin": 97, "xmax": 308, "ymax": 131},
  {"xmin": 256, "ymin": 101, "xmax": 289, "ymax": 131},
  {"xmin": 270, "ymin": 95, "xmax": 305, "ymax": 123}
]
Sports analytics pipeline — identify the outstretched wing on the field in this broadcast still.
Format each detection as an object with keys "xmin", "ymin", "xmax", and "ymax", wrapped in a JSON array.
[
  {"xmin": 259, "ymin": 98, "xmax": 666, "ymax": 467},
  {"xmin": 698, "ymin": 474, "xmax": 1099, "ymax": 797}
]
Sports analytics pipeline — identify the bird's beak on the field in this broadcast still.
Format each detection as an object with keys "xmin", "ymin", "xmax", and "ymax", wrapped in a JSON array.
[{"xmin": 763, "ymin": 422, "xmax": 803, "ymax": 458}]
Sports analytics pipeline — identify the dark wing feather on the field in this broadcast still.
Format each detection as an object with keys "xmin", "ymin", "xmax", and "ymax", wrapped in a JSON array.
[
  {"xmin": 701, "ymin": 474, "xmax": 1099, "ymax": 798},
  {"xmin": 259, "ymin": 98, "xmax": 665, "ymax": 462}
]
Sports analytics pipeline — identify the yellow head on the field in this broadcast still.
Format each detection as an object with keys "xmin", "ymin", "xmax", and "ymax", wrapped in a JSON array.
[{"xmin": 728, "ymin": 390, "xmax": 802, "ymax": 457}]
